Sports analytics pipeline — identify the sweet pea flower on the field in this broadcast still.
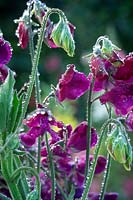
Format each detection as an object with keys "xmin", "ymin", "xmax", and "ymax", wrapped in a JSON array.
[
  {"xmin": 56, "ymin": 64, "xmax": 91, "ymax": 102},
  {"xmin": 100, "ymin": 80, "xmax": 133, "ymax": 115},
  {"xmin": 67, "ymin": 122, "xmax": 97, "ymax": 152},
  {"xmin": 20, "ymin": 106, "xmax": 61, "ymax": 147}
]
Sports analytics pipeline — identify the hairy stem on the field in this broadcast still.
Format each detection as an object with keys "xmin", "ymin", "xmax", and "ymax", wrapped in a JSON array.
[
  {"xmin": 85, "ymin": 76, "xmax": 94, "ymax": 179},
  {"xmin": 45, "ymin": 133, "xmax": 56, "ymax": 200}
]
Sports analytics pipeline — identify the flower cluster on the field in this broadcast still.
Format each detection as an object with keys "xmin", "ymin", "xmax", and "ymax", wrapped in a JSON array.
[{"xmin": 15, "ymin": 0, "xmax": 75, "ymax": 56}]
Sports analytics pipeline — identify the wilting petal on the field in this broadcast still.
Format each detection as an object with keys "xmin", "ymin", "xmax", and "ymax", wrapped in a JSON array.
[
  {"xmin": 0, "ymin": 37, "xmax": 12, "ymax": 65},
  {"xmin": 56, "ymin": 64, "xmax": 91, "ymax": 102},
  {"xmin": 67, "ymin": 122, "xmax": 97, "ymax": 152}
]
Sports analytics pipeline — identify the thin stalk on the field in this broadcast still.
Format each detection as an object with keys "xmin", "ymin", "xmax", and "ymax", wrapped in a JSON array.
[
  {"xmin": 45, "ymin": 133, "xmax": 56, "ymax": 200},
  {"xmin": 85, "ymin": 76, "xmax": 94, "ymax": 179},
  {"xmin": 99, "ymin": 106, "xmax": 112, "ymax": 200},
  {"xmin": 81, "ymin": 118, "xmax": 121, "ymax": 200},
  {"xmin": 28, "ymin": 8, "xmax": 42, "ymax": 200},
  {"xmin": 100, "ymin": 153, "xmax": 112, "ymax": 200}
]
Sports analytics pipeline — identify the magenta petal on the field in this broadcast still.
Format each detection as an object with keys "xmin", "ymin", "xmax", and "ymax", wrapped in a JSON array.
[
  {"xmin": 67, "ymin": 122, "xmax": 97, "ymax": 152},
  {"xmin": 56, "ymin": 64, "xmax": 91, "ymax": 102},
  {"xmin": 20, "ymin": 133, "xmax": 36, "ymax": 147},
  {"xmin": 0, "ymin": 37, "xmax": 12, "ymax": 65},
  {"xmin": 95, "ymin": 155, "xmax": 107, "ymax": 174},
  {"xmin": 100, "ymin": 81, "xmax": 133, "ymax": 115}
]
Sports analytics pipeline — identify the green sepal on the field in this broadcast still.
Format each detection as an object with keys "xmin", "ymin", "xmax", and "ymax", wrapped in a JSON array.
[
  {"xmin": 112, "ymin": 135, "xmax": 127, "ymax": 164},
  {"xmin": 26, "ymin": 190, "xmax": 38, "ymax": 200},
  {"xmin": 13, "ymin": 149, "xmax": 26, "ymax": 156},
  {"xmin": 0, "ymin": 70, "xmax": 15, "ymax": 133},
  {"xmin": 123, "ymin": 143, "xmax": 132, "ymax": 171}
]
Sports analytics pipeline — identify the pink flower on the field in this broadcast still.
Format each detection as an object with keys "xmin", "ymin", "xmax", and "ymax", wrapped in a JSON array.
[
  {"xmin": 100, "ymin": 80, "xmax": 133, "ymax": 115},
  {"xmin": 67, "ymin": 122, "xmax": 97, "ymax": 152},
  {"xmin": 56, "ymin": 64, "xmax": 91, "ymax": 102},
  {"xmin": 126, "ymin": 111, "xmax": 133, "ymax": 131},
  {"xmin": 0, "ymin": 37, "xmax": 12, "ymax": 65},
  {"xmin": 16, "ymin": 21, "xmax": 29, "ymax": 49}
]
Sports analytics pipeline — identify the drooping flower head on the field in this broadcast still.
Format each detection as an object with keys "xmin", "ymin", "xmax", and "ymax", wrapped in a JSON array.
[
  {"xmin": 15, "ymin": 10, "xmax": 29, "ymax": 49},
  {"xmin": 56, "ymin": 64, "xmax": 91, "ymax": 102}
]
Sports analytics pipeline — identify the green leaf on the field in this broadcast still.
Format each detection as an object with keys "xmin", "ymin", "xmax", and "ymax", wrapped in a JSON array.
[
  {"xmin": 0, "ymin": 193, "xmax": 11, "ymax": 200},
  {"xmin": 13, "ymin": 155, "xmax": 30, "ymax": 198},
  {"xmin": 0, "ymin": 70, "xmax": 15, "ymax": 133},
  {"xmin": 26, "ymin": 190, "xmax": 38, "ymax": 200},
  {"xmin": 7, "ymin": 92, "xmax": 24, "ymax": 133}
]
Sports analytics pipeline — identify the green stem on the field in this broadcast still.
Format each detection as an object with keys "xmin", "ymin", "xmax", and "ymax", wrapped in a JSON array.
[
  {"xmin": 28, "ymin": 3, "xmax": 42, "ymax": 176},
  {"xmin": 45, "ymin": 133, "xmax": 56, "ymax": 200},
  {"xmin": 81, "ymin": 118, "xmax": 121, "ymax": 200},
  {"xmin": 85, "ymin": 76, "xmax": 94, "ymax": 179},
  {"xmin": 100, "ymin": 153, "xmax": 112, "ymax": 200},
  {"xmin": 10, "ymin": 167, "xmax": 41, "ymax": 200},
  {"xmin": 99, "ymin": 106, "xmax": 112, "ymax": 200}
]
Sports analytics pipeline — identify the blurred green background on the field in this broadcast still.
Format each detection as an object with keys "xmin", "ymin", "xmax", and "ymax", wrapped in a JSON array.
[{"xmin": 0, "ymin": 0, "xmax": 133, "ymax": 199}]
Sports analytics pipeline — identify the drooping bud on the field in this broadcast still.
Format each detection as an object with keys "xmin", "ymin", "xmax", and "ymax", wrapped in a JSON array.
[
  {"xmin": 106, "ymin": 126, "xmax": 132, "ymax": 170},
  {"xmin": 51, "ymin": 17, "xmax": 75, "ymax": 57}
]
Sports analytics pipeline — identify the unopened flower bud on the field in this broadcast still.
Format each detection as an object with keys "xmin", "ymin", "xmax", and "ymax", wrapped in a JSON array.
[
  {"xmin": 51, "ymin": 17, "xmax": 75, "ymax": 57},
  {"xmin": 106, "ymin": 126, "xmax": 132, "ymax": 170}
]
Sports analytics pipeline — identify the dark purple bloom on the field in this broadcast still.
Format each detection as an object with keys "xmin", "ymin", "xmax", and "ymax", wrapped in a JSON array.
[
  {"xmin": 56, "ymin": 64, "xmax": 91, "ymax": 102},
  {"xmin": 20, "ymin": 107, "xmax": 60, "ymax": 146},
  {"xmin": 100, "ymin": 80, "xmax": 133, "ymax": 115},
  {"xmin": 67, "ymin": 122, "xmax": 97, "ymax": 152},
  {"xmin": 16, "ymin": 21, "xmax": 29, "ymax": 49},
  {"xmin": 0, "ymin": 37, "xmax": 12, "ymax": 65},
  {"xmin": 76, "ymin": 155, "xmax": 106, "ymax": 176},
  {"xmin": 114, "ymin": 53, "xmax": 133, "ymax": 81},
  {"xmin": 126, "ymin": 111, "xmax": 133, "ymax": 132}
]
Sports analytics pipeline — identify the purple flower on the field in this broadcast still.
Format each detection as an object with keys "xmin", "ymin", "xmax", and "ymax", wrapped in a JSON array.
[
  {"xmin": 20, "ymin": 107, "xmax": 60, "ymax": 147},
  {"xmin": 0, "ymin": 37, "xmax": 12, "ymax": 65},
  {"xmin": 67, "ymin": 122, "xmax": 97, "ymax": 152},
  {"xmin": 113, "ymin": 53, "xmax": 133, "ymax": 81},
  {"xmin": 76, "ymin": 155, "xmax": 106, "ymax": 177},
  {"xmin": 126, "ymin": 111, "xmax": 133, "ymax": 132},
  {"xmin": 100, "ymin": 80, "xmax": 133, "ymax": 115},
  {"xmin": 56, "ymin": 64, "xmax": 91, "ymax": 102}
]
